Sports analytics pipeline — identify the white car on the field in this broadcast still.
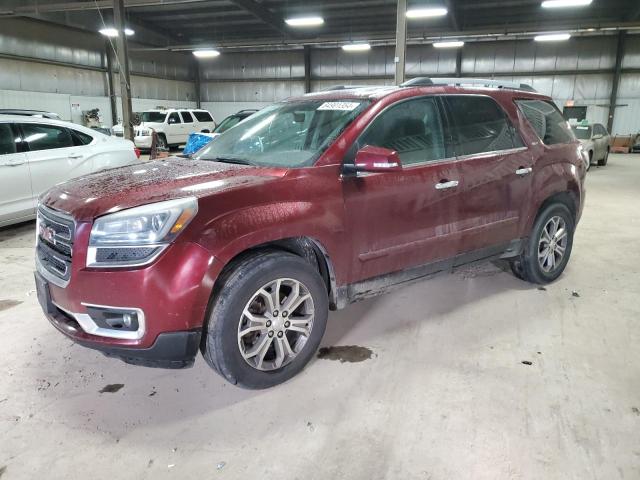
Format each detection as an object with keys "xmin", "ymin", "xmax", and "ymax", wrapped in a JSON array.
[
  {"xmin": 0, "ymin": 115, "xmax": 139, "ymax": 227},
  {"xmin": 112, "ymin": 109, "xmax": 216, "ymax": 150}
]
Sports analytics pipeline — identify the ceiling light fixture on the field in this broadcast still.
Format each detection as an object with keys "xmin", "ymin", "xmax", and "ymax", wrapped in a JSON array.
[
  {"xmin": 99, "ymin": 27, "xmax": 134, "ymax": 37},
  {"xmin": 342, "ymin": 43, "xmax": 372, "ymax": 52},
  {"xmin": 541, "ymin": 0, "xmax": 592, "ymax": 8},
  {"xmin": 433, "ymin": 40, "xmax": 464, "ymax": 48},
  {"xmin": 534, "ymin": 33, "xmax": 572, "ymax": 41},
  {"xmin": 406, "ymin": 7, "xmax": 448, "ymax": 19},
  {"xmin": 285, "ymin": 16, "xmax": 324, "ymax": 27},
  {"xmin": 192, "ymin": 49, "xmax": 221, "ymax": 58}
]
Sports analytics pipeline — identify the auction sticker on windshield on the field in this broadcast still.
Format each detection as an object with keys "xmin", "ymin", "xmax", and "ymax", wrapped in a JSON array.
[{"xmin": 317, "ymin": 102, "xmax": 361, "ymax": 111}]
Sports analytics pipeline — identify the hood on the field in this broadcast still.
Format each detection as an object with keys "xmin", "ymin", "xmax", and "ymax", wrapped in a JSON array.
[
  {"xmin": 577, "ymin": 138, "xmax": 594, "ymax": 147},
  {"xmin": 41, "ymin": 157, "xmax": 287, "ymax": 221}
]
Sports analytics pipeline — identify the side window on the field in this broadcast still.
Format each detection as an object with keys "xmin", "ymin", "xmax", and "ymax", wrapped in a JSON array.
[
  {"xmin": 445, "ymin": 96, "xmax": 519, "ymax": 156},
  {"xmin": 70, "ymin": 129, "xmax": 94, "ymax": 146},
  {"xmin": 20, "ymin": 123, "xmax": 73, "ymax": 151},
  {"xmin": 180, "ymin": 112, "xmax": 194, "ymax": 123},
  {"xmin": 516, "ymin": 100, "xmax": 574, "ymax": 145},
  {"xmin": 594, "ymin": 124, "xmax": 607, "ymax": 136},
  {"xmin": 168, "ymin": 112, "xmax": 181, "ymax": 124},
  {"xmin": 193, "ymin": 111, "xmax": 214, "ymax": 122},
  {"xmin": 0, "ymin": 123, "xmax": 17, "ymax": 155},
  {"xmin": 358, "ymin": 97, "xmax": 446, "ymax": 165}
]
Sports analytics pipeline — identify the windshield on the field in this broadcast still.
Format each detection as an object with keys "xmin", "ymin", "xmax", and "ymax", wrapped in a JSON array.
[
  {"xmin": 195, "ymin": 100, "xmax": 370, "ymax": 168},
  {"xmin": 572, "ymin": 125, "xmax": 592, "ymax": 140},
  {"xmin": 213, "ymin": 115, "xmax": 243, "ymax": 134},
  {"xmin": 141, "ymin": 111, "xmax": 167, "ymax": 123}
]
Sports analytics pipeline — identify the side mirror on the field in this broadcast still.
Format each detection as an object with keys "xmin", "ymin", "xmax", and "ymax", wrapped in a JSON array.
[{"xmin": 345, "ymin": 146, "xmax": 402, "ymax": 175}]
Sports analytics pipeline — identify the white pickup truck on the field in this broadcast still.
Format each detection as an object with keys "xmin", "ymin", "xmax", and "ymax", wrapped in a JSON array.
[{"xmin": 113, "ymin": 108, "xmax": 216, "ymax": 150}]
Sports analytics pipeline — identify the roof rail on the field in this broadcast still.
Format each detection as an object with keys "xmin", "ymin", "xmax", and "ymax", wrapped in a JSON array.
[
  {"xmin": 401, "ymin": 77, "xmax": 536, "ymax": 92},
  {"xmin": 322, "ymin": 85, "xmax": 380, "ymax": 91}
]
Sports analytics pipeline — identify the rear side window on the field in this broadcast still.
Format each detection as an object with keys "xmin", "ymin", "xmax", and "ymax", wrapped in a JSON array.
[
  {"xmin": 70, "ymin": 129, "xmax": 94, "ymax": 146},
  {"xmin": 20, "ymin": 124, "xmax": 73, "ymax": 151},
  {"xmin": 193, "ymin": 111, "xmax": 214, "ymax": 122},
  {"xmin": 0, "ymin": 123, "xmax": 17, "ymax": 155},
  {"xmin": 180, "ymin": 112, "xmax": 194, "ymax": 123},
  {"xmin": 359, "ymin": 97, "xmax": 446, "ymax": 166},
  {"xmin": 516, "ymin": 100, "xmax": 574, "ymax": 145},
  {"xmin": 444, "ymin": 96, "xmax": 521, "ymax": 156}
]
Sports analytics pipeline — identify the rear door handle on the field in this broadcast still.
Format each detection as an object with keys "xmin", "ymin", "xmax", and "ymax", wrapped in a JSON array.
[
  {"xmin": 69, "ymin": 153, "xmax": 84, "ymax": 159},
  {"xmin": 435, "ymin": 180, "xmax": 459, "ymax": 190},
  {"xmin": 3, "ymin": 159, "xmax": 26, "ymax": 167},
  {"xmin": 516, "ymin": 167, "xmax": 533, "ymax": 176}
]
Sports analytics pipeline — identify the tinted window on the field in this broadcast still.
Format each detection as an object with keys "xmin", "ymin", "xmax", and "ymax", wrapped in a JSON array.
[
  {"xmin": 70, "ymin": 129, "xmax": 94, "ymax": 146},
  {"xmin": 594, "ymin": 124, "xmax": 607, "ymax": 136},
  {"xmin": 516, "ymin": 100, "xmax": 574, "ymax": 145},
  {"xmin": 193, "ymin": 111, "xmax": 214, "ymax": 122},
  {"xmin": 141, "ymin": 112, "xmax": 167, "ymax": 123},
  {"xmin": 445, "ymin": 96, "xmax": 519, "ymax": 155},
  {"xmin": 21, "ymin": 124, "xmax": 73, "ymax": 151},
  {"xmin": 168, "ymin": 112, "xmax": 181, "ymax": 124},
  {"xmin": 0, "ymin": 123, "xmax": 17, "ymax": 155},
  {"xmin": 214, "ymin": 115, "xmax": 242, "ymax": 133},
  {"xmin": 358, "ymin": 97, "xmax": 445, "ymax": 165},
  {"xmin": 180, "ymin": 112, "xmax": 194, "ymax": 123}
]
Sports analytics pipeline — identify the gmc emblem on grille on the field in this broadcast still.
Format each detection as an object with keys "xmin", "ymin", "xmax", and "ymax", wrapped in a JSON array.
[{"xmin": 39, "ymin": 224, "xmax": 56, "ymax": 244}]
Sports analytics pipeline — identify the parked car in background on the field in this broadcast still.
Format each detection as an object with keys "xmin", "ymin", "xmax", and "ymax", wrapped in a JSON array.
[
  {"xmin": 112, "ymin": 108, "xmax": 216, "ymax": 150},
  {"xmin": 0, "ymin": 109, "xmax": 61, "ymax": 120},
  {"xmin": 213, "ymin": 109, "xmax": 259, "ymax": 135},
  {"xmin": 0, "ymin": 115, "xmax": 139, "ymax": 227},
  {"xmin": 36, "ymin": 80, "xmax": 585, "ymax": 388},
  {"xmin": 571, "ymin": 122, "xmax": 610, "ymax": 168}
]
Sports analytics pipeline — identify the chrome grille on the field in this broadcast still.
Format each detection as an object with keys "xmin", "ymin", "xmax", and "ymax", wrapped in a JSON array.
[{"xmin": 36, "ymin": 205, "xmax": 74, "ymax": 287}]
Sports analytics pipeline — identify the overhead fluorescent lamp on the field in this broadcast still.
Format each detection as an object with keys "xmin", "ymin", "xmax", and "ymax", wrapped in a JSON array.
[
  {"xmin": 99, "ymin": 28, "xmax": 118, "ymax": 37},
  {"xmin": 285, "ymin": 16, "xmax": 324, "ymax": 27},
  {"xmin": 99, "ymin": 27, "xmax": 134, "ymax": 37},
  {"xmin": 406, "ymin": 7, "xmax": 448, "ymax": 18},
  {"xmin": 193, "ymin": 49, "xmax": 221, "ymax": 58},
  {"xmin": 342, "ymin": 43, "xmax": 371, "ymax": 52},
  {"xmin": 534, "ymin": 33, "xmax": 571, "ymax": 42},
  {"xmin": 541, "ymin": 0, "xmax": 592, "ymax": 8},
  {"xmin": 433, "ymin": 40, "xmax": 464, "ymax": 48}
]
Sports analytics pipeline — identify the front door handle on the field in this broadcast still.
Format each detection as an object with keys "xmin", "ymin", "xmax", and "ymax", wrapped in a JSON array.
[
  {"xmin": 516, "ymin": 167, "xmax": 533, "ymax": 176},
  {"xmin": 69, "ymin": 153, "xmax": 84, "ymax": 159},
  {"xmin": 435, "ymin": 180, "xmax": 459, "ymax": 190},
  {"xmin": 3, "ymin": 159, "xmax": 26, "ymax": 167}
]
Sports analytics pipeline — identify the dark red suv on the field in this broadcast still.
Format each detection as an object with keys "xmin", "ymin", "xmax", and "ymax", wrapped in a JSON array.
[{"xmin": 35, "ymin": 78, "xmax": 586, "ymax": 388}]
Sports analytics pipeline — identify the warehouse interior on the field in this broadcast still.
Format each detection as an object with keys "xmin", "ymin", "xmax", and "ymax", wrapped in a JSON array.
[{"xmin": 1, "ymin": 1, "xmax": 640, "ymax": 479}]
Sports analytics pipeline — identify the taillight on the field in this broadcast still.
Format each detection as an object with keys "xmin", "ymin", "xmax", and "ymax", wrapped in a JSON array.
[{"xmin": 134, "ymin": 147, "xmax": 141, "ymax": 159}]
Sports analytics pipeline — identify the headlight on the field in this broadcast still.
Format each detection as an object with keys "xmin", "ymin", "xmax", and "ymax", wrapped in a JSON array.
[{"xmin": 87, "ymin": 197, "xmax": 198, "ymax": 267}]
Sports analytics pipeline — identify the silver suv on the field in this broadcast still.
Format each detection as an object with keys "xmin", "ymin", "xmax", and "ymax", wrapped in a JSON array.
[{"xmin": 571, "ymin": 122, "xmax": 610, "ymax": 169}]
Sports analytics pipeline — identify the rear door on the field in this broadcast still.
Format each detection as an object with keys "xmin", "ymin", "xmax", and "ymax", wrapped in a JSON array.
[
  {"xmin": 442, "ymin": 95, "xmax": 532, "ymax": 253},
  {"xmin": 180, "ymin": 111, "xmax": 195, "ymax": 142},
  {"xmin": 593, "ymin": 124, "xmax": 608, "ymax": 160},
  {"xmin": 343, "ymin": 96, "xmax": 465, "ymax": 282},
  {"xmin": 20, "ymin": 122, "xmax": 91, "ymax": 199},
  {"xmin": 0, "ymin": 122, "xmax": 33, "ymax": 225}
]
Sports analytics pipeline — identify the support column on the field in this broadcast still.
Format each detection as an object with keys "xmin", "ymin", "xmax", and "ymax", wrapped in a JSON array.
[
  {"xmin": 394, "ymin": 0, "xmax": 407, "ymax": 85},
  {"xmin": 455, "ymin": 48, "xmax": 462, "ymax": 78},
  {"xmin": 113, "ymin": 0, "xmax": 133, "ymax": 140},
  {"xmin": 104, "ymin": 40, "xmax": 118, "ymax": 127},
  {"xmin": 304, "ymin": 46, "xmax": 311, "ymax": 93},
  {"xmin": 194, "ymin": 59, "xmax": 202, "ymax": 108},
  {"xmin": 608, "ymin": 31, "xmax": 626, "ymax": 133}
]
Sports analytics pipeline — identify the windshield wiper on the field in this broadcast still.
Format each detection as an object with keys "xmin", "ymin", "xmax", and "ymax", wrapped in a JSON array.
[{"xmin": 210, "ymin": 156, "xmax": 253, "ymax": 166}]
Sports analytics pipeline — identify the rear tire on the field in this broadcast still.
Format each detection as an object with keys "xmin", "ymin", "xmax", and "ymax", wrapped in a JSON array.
[
  {"xmin": 598, "ymin": 148, "xmax": 609, "ymax": 166},
  {"xmin": 201, "ymin": 251, "xmax": 328, "ymax": 389},
  {"xmin": 509, "ymin": 203, "xmax": 575, "ymax": 284}
]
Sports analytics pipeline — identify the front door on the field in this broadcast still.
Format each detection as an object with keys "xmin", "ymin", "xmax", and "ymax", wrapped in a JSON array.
[
  {"xmin": 0, "ymin": 123, "xmax": 33, "ymax": 225},
  {"xmin": 166, "ymin": 112, "xmax": 183, "ymax": 144},
  {"xmin": 343, "ymin": 96, "xmax": 465, "ymax": 282}
]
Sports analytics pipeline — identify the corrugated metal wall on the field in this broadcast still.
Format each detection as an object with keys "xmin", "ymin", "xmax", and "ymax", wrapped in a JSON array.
[{"xmin": 0, "ymin": 18, "xmax": 196, "ymax": 126}]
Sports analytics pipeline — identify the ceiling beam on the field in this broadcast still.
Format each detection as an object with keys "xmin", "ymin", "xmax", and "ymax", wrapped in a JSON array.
[
  {"xmin": 0, "ymin": 0, "xmax": 215, "ymax": 15},
  {"xmin": 229, "ymin": 0, "xmax": 288, "ymax": 36}
]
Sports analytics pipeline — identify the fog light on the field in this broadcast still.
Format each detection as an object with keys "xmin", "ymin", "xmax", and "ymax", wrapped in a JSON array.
[{"xmin": 123, "ymin": 313, "xmax": 134, "ymax": 328}]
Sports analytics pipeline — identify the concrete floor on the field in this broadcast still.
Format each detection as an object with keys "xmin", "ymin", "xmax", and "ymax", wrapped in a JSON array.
[{"xmin": 1, "ymin": 155, "xmax": 639, "ymax": 480}]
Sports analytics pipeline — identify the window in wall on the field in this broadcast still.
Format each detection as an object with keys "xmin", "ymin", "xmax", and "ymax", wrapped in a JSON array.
[
  {"xmin": 20, "ymin": 124, "xmax": 73, "ymax": 151},
  {"xmin": 516, "ymin": 99, "xmax": 575, "ymax": 145},
  {"xmin": 358, "ymin": 97, "xmax": 446, "ymax": 165},
  {"xmin": 0, "ymin": 124, "xmax": 17, "ymax": 155},
  {"xmin": 444, "ymin": 96, "xmax": 520, "ymax": 155}
]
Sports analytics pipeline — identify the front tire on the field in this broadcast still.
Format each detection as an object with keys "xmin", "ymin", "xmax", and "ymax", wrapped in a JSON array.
[
  {"xmin": 201, "ymin": 251, "xmax": 328, "ymax": 389},
  {"xmin": 598, "ymin": 148, "xmax": 609, "ymax": 166},
  {"xmin": 510, "ymin": 203, "xmax": 575, "ymax": 284}
]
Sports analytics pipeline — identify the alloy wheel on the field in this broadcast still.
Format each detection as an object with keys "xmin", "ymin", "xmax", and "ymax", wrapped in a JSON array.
[
  {"xmin": 237, "ymin": 278, "xmax": 315, "ymax": 371},
  {"xmin": 538, "ymin": 216, "xmax": 568, "ymax": 273}
]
